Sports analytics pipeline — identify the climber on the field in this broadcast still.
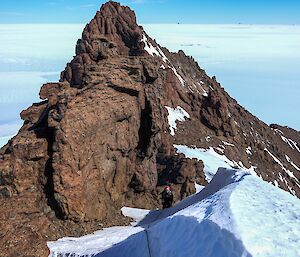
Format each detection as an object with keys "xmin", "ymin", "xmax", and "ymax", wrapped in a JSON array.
[{"xmin": 162, "ymin": 183, "xmax": 173, "ymax": 209}]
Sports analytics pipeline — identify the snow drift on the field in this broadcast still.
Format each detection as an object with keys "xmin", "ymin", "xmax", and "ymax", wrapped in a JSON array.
[{"xmin": 48, "ymin": 168, "xmax": 300, "ymax": 257}]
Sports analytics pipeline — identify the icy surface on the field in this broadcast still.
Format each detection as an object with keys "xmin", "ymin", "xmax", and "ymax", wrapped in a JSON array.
[
  {"xmin": 165, "ymin": 106, "xmax": 190, "ymax": 136},
  {"xmin": 195, "ymin": 183, "xmax": 205, "ymax": 193},
  {"xmin": 48, "ymin": 168, "xmax": 300, "ymax": 257},
  {"xmin": 230, "ymin": 173, "xmax": 300, "ymax": 256},
  {"xmin": 47, "ymin": 226, "xmax": 145, "ymax": 257},
  {"xmin": 174, "ymin": 144, "xmax": 256, "ymax": 182},
  {"xmin": 121, "ymin": 207, "xmax": 151, "ymax": 225}
]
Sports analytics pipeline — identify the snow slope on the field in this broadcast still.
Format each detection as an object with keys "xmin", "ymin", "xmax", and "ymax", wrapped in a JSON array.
[
  {"xmin": 48, "ymin": 168, "xmax": 300, "ymax": 257},
  {"xmin": 48, "ymin": 227, "xmax": 145, "ymax": 257}
]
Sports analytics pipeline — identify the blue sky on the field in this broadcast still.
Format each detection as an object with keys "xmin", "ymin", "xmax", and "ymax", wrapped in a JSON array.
[{"xmin": 0, "ymin": 0, "xmax": 300, "ymax": 24}]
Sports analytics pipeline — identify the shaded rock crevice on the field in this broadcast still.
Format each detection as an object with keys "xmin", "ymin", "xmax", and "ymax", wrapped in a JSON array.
[
  {"xmin": 32, "ymin": 106, "xmax": 65, "ymax": 219},
  {"xmin": 107, "ymin": 84, "xmax": 139, "ymax": 97},
  {"xmin": 137, "ymin": 98, "xmax": 153, "ymax": 159},
  {"xmin": 43, "ymin": 127, "xmax": 65, "ymax": 219}
]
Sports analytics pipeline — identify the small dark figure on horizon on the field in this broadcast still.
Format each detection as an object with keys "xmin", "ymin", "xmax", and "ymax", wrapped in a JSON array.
[{"xmin": 162, "ymin": 183, "xmax": 173, "ymax": 209}]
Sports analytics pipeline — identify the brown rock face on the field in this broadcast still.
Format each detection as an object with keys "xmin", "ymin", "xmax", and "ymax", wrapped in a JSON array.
[
  {"xmin": 60, "ymin": 1, "xmax": 145, "ymax": 87},
  {"xmin": 0, "ymin": 1, "xmax": 300, "ymax": 255},
  {"xmin": 0, "ymin": 1, "xmax": 202, "ymax": 224},
  {"xmin": 201, "ymin": 88, "xmax": 237, "ymax": 137}
]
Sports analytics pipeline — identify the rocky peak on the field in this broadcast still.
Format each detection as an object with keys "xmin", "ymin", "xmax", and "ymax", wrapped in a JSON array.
[
  {"xmin": 61, "ymin": 1, "xmax": 145, "ymax": 87},
  {"xmin": 84, "ymin": 1, "xmax": 143, "ymax": 55}
]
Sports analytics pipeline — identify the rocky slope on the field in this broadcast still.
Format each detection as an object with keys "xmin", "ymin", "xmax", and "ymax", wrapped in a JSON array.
[{"xmin": 0, "ymin": 1, "xmax": 299, "ymax": 256}]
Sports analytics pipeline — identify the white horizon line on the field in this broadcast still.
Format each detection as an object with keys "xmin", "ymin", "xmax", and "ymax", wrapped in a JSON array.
[{"xmin": 0, "ymin": 23, "xmax": 299, "ymax": 26}]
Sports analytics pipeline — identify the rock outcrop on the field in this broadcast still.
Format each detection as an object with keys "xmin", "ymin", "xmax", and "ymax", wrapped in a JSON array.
[{"xmin": 0, "ymin": 1, "xmax": 299, "ymax": 256}]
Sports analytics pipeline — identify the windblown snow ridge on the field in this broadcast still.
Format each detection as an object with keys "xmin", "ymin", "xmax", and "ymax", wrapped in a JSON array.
[{"xmin": 48, "ymin": 168, "xmax": 300, "ymax": 257}]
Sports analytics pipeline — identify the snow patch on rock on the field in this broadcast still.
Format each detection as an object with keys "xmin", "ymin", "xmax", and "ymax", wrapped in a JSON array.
[
  {"xmin": 285, "ymin": 155, "xmax": 300, "ymax": 171},
  {"xmin": 197, "ymin": 81, "xmax": 208, "ymax": 96},
  {"xmin": 165, "ymin": 106, "xmax": 190, "ymax": 136},
  {"xmin": 265, "ymin": 148, "xmax": 300, "ymax": 195},
  {"xmin": 174, "ymin": 144, "xmax": 257, "ymax": 182},
  {"xmin": 121, "ymin": 207, "xmax": 151, "ymax": 226},
  {"xmin": 195, "ymin": 183, "xmax": 205, "ymax": 193},
  {"xmin": 142, "ymin": 33, "xmax": 186, "ymax": 87},
  {"xmin": 274, "ymin": 128, "xmax": 300, "ymax": 153},
  {"xmin": 222, "ymin": 141, "xmax": 235, "ymax": 147},
  {"xmin": 170, "ymin": 66, "xmax": 185, "ymax": 87},
  {"xmin": 141, "ymin": 34, "xmax": 168, "ymax": 63},
  {"xmin": 246, "ymin": 146, "xmax": 253, "ymax": 155},
  {"xmin": 264, "ymin": 148, "xmax": 298, "ymax": 181}
]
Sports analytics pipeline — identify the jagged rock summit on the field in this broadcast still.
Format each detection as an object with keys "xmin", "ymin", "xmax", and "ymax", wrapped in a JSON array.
[
  {"xmin": 61, "ymin": 1, "xmax": 146, "ymax": 86},
  {"xmin": 0, "ymin": 1, "xmax": 300, "ymax": 256}
]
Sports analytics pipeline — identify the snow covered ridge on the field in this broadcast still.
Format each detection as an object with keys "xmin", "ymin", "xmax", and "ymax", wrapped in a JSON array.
[
  {"xmin": 165, "ymin": 106, "xmax": 190, "ymax": 136},
  {"xmin": 174, "ymin": 144, "xmax": 299, "ymax": 194},
  {"xmin": 48, "ymin": 168, "xmax": 300, "ymax": 257},
  {"xmin": 174, "ymin": 144, "xmax": 257, "ymax": 182}
]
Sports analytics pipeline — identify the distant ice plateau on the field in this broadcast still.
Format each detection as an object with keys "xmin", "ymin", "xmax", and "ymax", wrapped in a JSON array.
[{"xmin": 0, "ymin": 24, "xmax": 299, "ymax": 148}]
